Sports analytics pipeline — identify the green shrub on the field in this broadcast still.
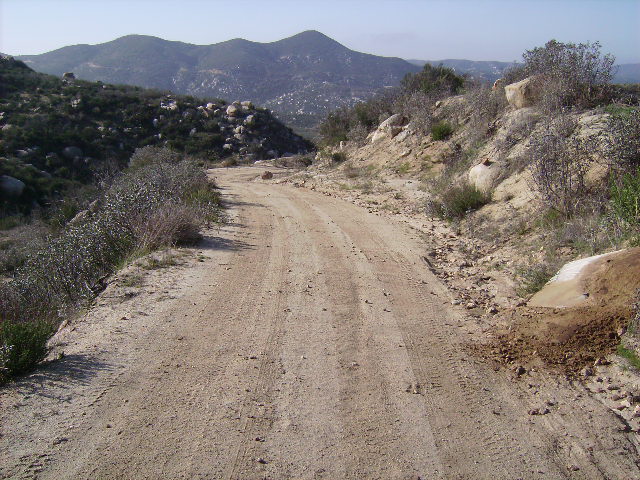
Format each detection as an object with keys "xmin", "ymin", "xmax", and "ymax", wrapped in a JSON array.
[
  {"xmin": 401, "ymin": 63, "xmax": 465, "ymax": 96},
  {"xmin": 431, "ymin": 121, "xmax": 454, "ymax": 141},
  {"xmin": 431, "ymin": 183, "xmax": 490, "ymax": 219},
  {"xmin": 610, "ymin": 167, "xmax": 640, "ymax": 240},
  {"xmin": 0, "ymin": 319, "xmax": 54, "ymax": 381},
  {"xmin": 516, "ymin": 262, "xmax": 557, "ymax": 296}
]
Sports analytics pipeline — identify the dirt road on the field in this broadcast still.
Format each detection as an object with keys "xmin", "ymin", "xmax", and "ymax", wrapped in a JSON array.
[{"xmin": 1, "ymin": 166, "xmax": 638, "ymax": 479}]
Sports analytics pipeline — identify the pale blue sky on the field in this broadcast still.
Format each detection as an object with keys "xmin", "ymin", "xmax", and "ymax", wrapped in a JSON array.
[{"xmin": 1, "ymin": 0, "xmax": 638, "ymax": 63}]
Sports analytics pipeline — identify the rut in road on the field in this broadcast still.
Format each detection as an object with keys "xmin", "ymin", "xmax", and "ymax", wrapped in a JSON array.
[{"xmin": 1, "ymin": 166, "xmax": 638, "ymax": 480}]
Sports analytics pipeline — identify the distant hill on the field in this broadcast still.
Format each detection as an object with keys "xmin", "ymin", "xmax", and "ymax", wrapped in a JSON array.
[
  {"xmin": 0, "ymin": 57, "xmax": 312, "ymax": 215},
  {"xmin": 614, "ymin": 63, "xmax": 640, "ymax": 84},
  {"xmin": 408, "ymin": 59, "xmax": 640, "ymax": 85},
  {"xmin": 18, "ymin": 31, "xmax": 421, "ymax": 137}
]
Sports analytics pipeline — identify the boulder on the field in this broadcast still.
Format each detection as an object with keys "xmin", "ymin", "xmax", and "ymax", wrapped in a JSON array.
[
  {"xmin": 206, "ymin": 102, "xmax": 217, "ymax": 110},
  {"xmin": 244, "ymin": 115, "xmax": 256, "ymax": 126},
  {"xmin": 504, "ymin": 77, "xmax": 538, "ymax": 109},
  {"xmin": 241, "ymin": 101, "xmax": 253, "ymax": 109},
  {"xmin": 226, "ymin": 105, "xmax": 240, "ymax": 116},
  {"xmin": 371, "ymin": 114, "xmax": 407, "ymax": 143},
  {"xmin": 261, "ymin": 171, "xmax": 274, "ymax": 180},
  {"xmin": 62, "ymin": 146, "xmax": 83, "ymax": 159},
  {"xmin": 468, "ymin": 159, "xmax": 501, "ymax": 192},
  {"xmin": 0, "ymin": 175, "xmax": 26, "ymax": 197}
]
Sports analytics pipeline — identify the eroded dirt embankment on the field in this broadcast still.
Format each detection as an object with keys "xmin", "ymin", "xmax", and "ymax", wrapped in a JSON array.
[{"xmin": 1, "ymin": 166, "xmax": 638, "ymax": 479}]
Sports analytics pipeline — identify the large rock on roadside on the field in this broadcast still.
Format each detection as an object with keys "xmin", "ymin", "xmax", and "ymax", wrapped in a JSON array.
[
  {"xmin": 505, "ymin": 77, "xmax": 538, "ymax": 109},
  {"xmin": 226, "ymin": 105, "xmax": 240, "ymax": 117},
  {"xmin": 371, "ymin": 114, "xmax": 407, "ymax": 143},
  {"xmin": 469, "ymin": 159, "xmax": 501, "ymax": 193},
  {"xmin": 0, "ymin": 175, "xmax": 26, "ymax": 197}
]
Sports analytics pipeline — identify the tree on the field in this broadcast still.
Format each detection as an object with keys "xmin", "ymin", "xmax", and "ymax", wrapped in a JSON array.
[{"xmin": 505, "ymin": 40, "xmax": 615, "ymax": 110}]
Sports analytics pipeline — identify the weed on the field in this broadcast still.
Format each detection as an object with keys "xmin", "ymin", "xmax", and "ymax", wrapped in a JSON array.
[
  {"xmin": 0, "ymin": 216, "xmax": 23, "ymax": 231},
  {"xmin": 120, "ymin": 272, "xmax": 144, "ymax": 287},
  {"xmin": 396, "ymin": 162, "xmax": 412, "ymax": 175},
  {"xmin": 431, "ymin": 121, "xmax": 454, "ymax": 141},
  {"xmin": 430, "ymin": 183, "xmax": 491, "ymax": 220},
  {"xmin": 331, "ymin": 152, "xmax": 347, "ymax": 163},
  {"xmin": 343, "ymin": 165, "xmax": 363, "ymax": 179},
  {"xmin": 0, "ymin": 319, "xmax": 54, "ymax": 381},
  {"xmin": 143, "ymin": 252, "xmax": 180, "ymax": 270},
  {"xmin": 516, "ymin": 261, "xmax": 558, "ymax": 296},
  {"xmin": 617, "ymin": 344, "xmax": 640, "ymax": 370}
]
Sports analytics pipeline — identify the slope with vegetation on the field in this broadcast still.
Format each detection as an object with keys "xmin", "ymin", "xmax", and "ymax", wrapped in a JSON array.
[
  {"xmin": 305, "ymin": 39, "xmax": 640, "ymax": 377},
  {"xmin": 0, "ymin": 58, "xmax": 312, "ymax": 383},
  {"xmin": 0, "ymin": 56, "xmax": 311, "ymax": 217}
]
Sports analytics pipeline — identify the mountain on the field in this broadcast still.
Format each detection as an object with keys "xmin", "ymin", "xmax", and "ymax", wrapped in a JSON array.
[
  {"xmin": 0, "ymin": 57, "xmax": 312, "ymax": 215},
  {"xmin": 18, "ymin": 31, "xmax": 421, "ymax": 136},
  {"xmin": 614, "ymin": 63, "xmax": 640, "ymax": 84},
  {"xmin": 408, "ymin": 59, "xmax": 640, "ymax": 85}
]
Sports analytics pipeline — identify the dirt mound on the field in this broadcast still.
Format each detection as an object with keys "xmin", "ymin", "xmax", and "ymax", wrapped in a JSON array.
[{"xmin": 484, "ymin": 248, "xmax": 640, "ymax": 374}]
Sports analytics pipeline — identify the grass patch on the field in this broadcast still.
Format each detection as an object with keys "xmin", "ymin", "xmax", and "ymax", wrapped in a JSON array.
[
  {"xmin": 603, "ymin": 104, "xmax": 637, "ymax": 116},
  {"xmin": 396, "ymin": 162, "xmax": 412, "ymax": 175},
  {"xmin": 431, "ymin": 121, "xmax": 454, "ymax": 141},
  {"xmin": 120, "ymin": 272, "xmax": 144, "ymax": 287},
  {"xmin": 617, "ymin": 344, "xmax": 640, "ymax": 370},
  {"xmin": 430, "ymin": 183, "xmax": 491, "ymax": 220},
  {"xmin": 142, "ymin": 252, "xmax": 180, "ymax": 270}
]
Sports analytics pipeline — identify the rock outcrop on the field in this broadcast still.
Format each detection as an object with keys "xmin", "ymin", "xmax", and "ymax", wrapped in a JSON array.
[
  {"xmin": 0, "ymin": 175, "xmax": 26, "ymax": 197},
  {"xmin": 371, "ymin": 114, "xmax": 407, "ymax": 143},
  {"xmin": 504, "ymin": 77, "xmax": 538, "ymax": 109}
]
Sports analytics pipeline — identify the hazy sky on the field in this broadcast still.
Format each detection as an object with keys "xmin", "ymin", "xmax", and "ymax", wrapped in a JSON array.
[{"xmin": 1, "ymin": 0, "xmax": 639, "ymax": 63}]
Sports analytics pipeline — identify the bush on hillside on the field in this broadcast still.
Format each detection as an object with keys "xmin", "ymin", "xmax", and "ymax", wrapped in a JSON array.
[
  {"xmin": 609, "ymin": 168, "xmax": 640, "ymax": 242},
  {"xmin": 0, "ymin": 148, "xmax": 220, "ymax": 383},
  {"xmin": 527, "ymin": 116, "xmax": 591, "ymax": 217},
  {"xmin": 431, "ymin": 121, "xmax": 454, "ymax": 141},
  {"xmin": 402, "ymin": 64, "xmax": 465, "ymax": 96},
  {"xmin": 504, "ymin": 40, "xmax": 615, "ymax": 111},
  {"xmin": 429, "ymin": 183, "xmax": 491, "ymax": 220},
  {"xmin": 604, "ymin": 108, "xmax": 640, "ymax": 173}
]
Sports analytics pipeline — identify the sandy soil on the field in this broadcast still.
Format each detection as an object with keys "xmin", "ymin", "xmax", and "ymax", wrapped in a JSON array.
[{"xmin": 1, "ymin": 165, "xmax": 638, "ymax": 479}]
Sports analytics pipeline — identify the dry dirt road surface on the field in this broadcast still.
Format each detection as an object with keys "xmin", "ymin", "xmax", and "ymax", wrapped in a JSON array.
[{"xmin": 1, "ymin": 166, "xmax": 638, "ymax": 479}]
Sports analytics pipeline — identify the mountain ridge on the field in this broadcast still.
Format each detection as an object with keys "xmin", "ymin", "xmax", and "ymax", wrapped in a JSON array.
[{"xmin": 18, "ymin": 32, "xmax": 421, "ymax": 136}]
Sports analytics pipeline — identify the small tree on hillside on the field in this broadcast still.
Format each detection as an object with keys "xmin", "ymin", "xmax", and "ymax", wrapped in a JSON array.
[
  {"xmin": 401, "ymin": 64, "xmax": 465, "ymax": 96},
  {"xmin": 505, "ymin": 40, "xmax": 616, "ymax": 111}
]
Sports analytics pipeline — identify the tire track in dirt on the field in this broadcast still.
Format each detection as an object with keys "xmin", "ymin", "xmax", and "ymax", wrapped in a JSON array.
[
  {"xmin": 291, "ymin": 188, "xmax": 576, "ymax": 478},
  {"xmin": 2, "ymin": 166, "xmax": 639, "ymax": 480}
]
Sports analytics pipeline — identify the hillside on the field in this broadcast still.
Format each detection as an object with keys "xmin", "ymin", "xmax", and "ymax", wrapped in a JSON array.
[
  {"xmin": 18, "ymin": 31, "xmax": 421, "ymax": 136},
  {"xmin": 0, "ymin": 57, "xmax": 312, "ymax": 215},
  {"xmin": 282, "ymin": 41, "xmax": 640, "ymax": 431}
]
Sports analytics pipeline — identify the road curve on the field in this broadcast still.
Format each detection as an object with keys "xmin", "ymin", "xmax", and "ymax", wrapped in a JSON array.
[{"xmin": 1, "ymin": 166, "xmax": 638, "ymax": 479}]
